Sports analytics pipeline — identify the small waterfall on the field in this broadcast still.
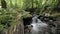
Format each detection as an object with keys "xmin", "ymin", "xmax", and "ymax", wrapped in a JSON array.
[
  {"xmin": 32, "ymin": 14, "xmax": 39, "ymax": 23},
  {"xmin": 30, "ymin": 14, "xmax": 49, "ymax": 34}
]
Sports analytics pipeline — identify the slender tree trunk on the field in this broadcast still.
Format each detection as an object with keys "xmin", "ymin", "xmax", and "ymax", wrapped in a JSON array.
[
  {"xmin": 31, "ymin": 0, "xmax": 33, "ymax": 8},
  {"xmin": 1, "ymin": 0, "xmax": 7, "ymax": 9}
]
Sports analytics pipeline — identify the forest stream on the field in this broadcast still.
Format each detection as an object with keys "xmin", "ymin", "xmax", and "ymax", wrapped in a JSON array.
[
  {"xmin": 24, "ymin": 14, "xmax": 60, "ymax": 34},
  {"xmin": 0, "ymin": 0, "xmax": 60, "ymax": 34}
]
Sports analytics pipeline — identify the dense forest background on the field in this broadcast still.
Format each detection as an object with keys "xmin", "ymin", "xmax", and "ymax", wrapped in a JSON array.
[{"xmin": 0, "ymin": 0, "xmax": 60, "ymax": 34}]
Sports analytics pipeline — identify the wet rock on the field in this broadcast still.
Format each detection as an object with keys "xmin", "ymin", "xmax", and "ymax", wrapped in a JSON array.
[{"xmin": 23, "ymin": 17, "xmax": 32, "ymax": 26}]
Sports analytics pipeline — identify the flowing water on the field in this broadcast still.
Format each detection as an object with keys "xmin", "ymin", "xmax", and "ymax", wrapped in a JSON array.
[{"xmin": 30, "ymin": 14, "xmax": 49, "ymax": 34}]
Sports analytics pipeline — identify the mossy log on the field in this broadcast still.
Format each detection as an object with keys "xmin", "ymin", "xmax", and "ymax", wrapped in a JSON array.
[{"xmin": 0, "ymin": 23, "xmax": 24, "ymax": 34}]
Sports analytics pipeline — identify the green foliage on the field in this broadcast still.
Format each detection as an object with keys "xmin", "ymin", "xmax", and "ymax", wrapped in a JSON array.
[
  {"xmin": 5, "ymin": 0, "xmax": 24, "ymax": 9},
  {"xmin": 0, "ymin": 8, "xmax": 16, "ymax": 30},
  {"xmin": 23, "ymin": 0, "xmax": 32, "ymax": 9},
  {"xmin": 0, "ymin": 7, "xmax": 31, "ymax": 30},
  {"xmin": 0, "ymin": 24, "xmax": 4, "ymax": 31},
  {"xmin": 3, "ymin": 0, "xmax": 58, "ymax": 10},
  {"xmin": 0, "ymin": 0, "xmax": 59, "ymax": 31},
  {"xmin": 21, "ymin": 10, "xmax": 31, "ymax": 18},
  {"xmin": 23, "ymin": 0, "xmax": 58, "ymax": 9}
]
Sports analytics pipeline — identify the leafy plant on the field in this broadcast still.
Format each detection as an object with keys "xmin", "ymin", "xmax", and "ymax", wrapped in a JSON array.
[{"xmin": 0, "ymin": 8, "xmax": 16, "ymax": 30}]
